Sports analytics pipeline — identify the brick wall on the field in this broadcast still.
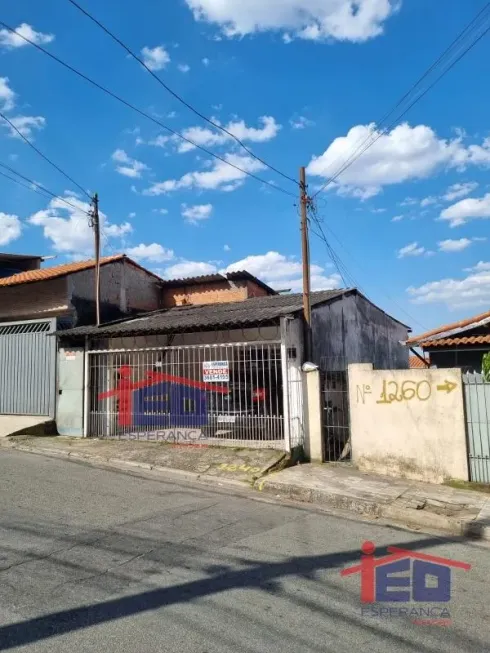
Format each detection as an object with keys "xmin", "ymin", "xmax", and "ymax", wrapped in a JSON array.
[
  {"xmin": 161, "ymin": 278, "xmax": 273, "ymax": 307},
  {"xmin": 161, "ymin": 281, "xmax": 250, "ymax": 307},
  {"xmin": 0, "ymin": 277, "xmax": 70, "ymax": 322}
]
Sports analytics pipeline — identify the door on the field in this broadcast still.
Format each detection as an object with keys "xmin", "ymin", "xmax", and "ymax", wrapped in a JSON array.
[{"xmin": 0, "ymin": 319, "xmax": 56, "ymax": 416}]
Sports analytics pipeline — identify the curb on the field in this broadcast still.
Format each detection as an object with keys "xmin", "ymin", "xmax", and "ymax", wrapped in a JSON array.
[
  {"xmin": 1, "ymin": 442, "xmax": 252, "ymax": 492},
  {"xmin": 4, "ymin": 441, "xmax": 489, "ymax": 540},
  {"xmin": 255, "ymin": 476, "xmax": 490, "ymax": 540}
]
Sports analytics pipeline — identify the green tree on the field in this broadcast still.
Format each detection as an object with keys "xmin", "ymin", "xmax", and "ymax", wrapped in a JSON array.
[{"xmin": 483, "ymin": 352, "xmax": 490, "ymax": 382}]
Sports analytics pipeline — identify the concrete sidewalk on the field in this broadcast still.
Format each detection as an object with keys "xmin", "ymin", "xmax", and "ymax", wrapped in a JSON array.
[
  {"xmin": 0, "ymin": 435, "xmax": 286, "ymax": 487},
  {"xmin": 2, "ymin": 436, "xmax": 489, "ymax": 539},
  {"xmin": 257, "ymin": 463, "xmax": 490, "ymax": 539}
]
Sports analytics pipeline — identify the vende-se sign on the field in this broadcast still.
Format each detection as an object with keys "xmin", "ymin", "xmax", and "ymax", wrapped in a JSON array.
[{"xmin": 203, "ymin": 360, "xmax": 229, "ymax": 382}]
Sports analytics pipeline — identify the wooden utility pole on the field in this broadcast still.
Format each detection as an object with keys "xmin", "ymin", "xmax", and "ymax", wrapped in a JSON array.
[
  {"xmin": 300, "ymin": 166, "xmax": 312, "ymax": 361},
  {"xmin": 89, "ymin": 193, "xmax": 101, "ymax": 326}
]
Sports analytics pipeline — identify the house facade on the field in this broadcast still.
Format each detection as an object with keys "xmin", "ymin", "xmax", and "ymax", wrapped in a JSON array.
[
  {"xmin": 0, "ymin": 254, "xmax": 163, "ymax": 421},
  {"xmin": 0, "ymin": 254, "xmax": 162, "ymax": 325},
  {"xmin": 56, "ymin": 289, "xmax": 410, "ymax": 449}
]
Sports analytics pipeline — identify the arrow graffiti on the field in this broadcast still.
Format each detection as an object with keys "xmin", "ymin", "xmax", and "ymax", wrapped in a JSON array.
[{"xmin": 436, "ymin": 380, "xmax": 457, "ymax": 394}]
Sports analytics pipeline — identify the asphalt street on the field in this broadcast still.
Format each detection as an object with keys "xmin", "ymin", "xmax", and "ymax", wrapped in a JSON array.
[{"xmin": 0, "ymin": 449, "xmax": 489, "ymax": 652}]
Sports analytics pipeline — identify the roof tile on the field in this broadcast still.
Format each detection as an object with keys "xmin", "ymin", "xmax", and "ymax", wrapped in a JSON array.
[
  {"xmin": 407, "ymin": 309, "xmax": 490, "ymax": 345},
  {"xmin": 0, "ymin": 255, "xmax": 125, "ymax": 288},
  {"xmin": 423, "ymin": 335, "xmax": 490, "ymax": 347}
]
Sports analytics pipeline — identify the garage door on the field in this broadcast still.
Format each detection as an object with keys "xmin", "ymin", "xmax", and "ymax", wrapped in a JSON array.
[{"xmin": 0, "ymin": 319, "xmax": 57, "ymax": 416}]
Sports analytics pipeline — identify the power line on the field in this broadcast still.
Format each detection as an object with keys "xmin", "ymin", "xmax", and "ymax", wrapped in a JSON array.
[
  {"xmin": 0, "ymin": 110, "xmax": 92, "ymax": 200},
  {"xmin": 65, "ymin": 0, "xmax": 298, "ymax": 187},
  {"xmin": 0, "ymin": 22, "xmax": 296, "ymax": 200},
  {"xmin": 308, "ymin": 200, "xmax": 429, "ymax": 330},
  {"xmin": 0, "ymin": 160, "xmax": 91, "ymax": 215},
  {"xmin": 313, "ymin": 4, "xmax": 490, "ymax": 198},
  {"xmin": 0, "ymin": 168, "xmax": 53, "ymax": 201}
]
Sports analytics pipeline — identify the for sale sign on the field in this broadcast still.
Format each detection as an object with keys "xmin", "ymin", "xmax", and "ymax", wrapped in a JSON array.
[{"xmin": 203, "ymin": 360, "xmax": 229, "ymax": 383}]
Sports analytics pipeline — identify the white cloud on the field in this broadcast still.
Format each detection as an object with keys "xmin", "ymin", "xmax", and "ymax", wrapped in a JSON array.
[
  {"xmin": 184, "ymin": 0, "xmax": 399, "ymax": 43},
  {"xmin": 371, "ymin": 207, "xmax": 386, "ymax": 214},
  {"xmin": 141, "ymin": 45, "xmax": 170, "ymax": 71},
  {"xmin": 6, "ymin": 115, "xmax": 46, "ymax": 139},
  {"xmin": 420, "ymin": 196, "xmax": 437, "ymax": 207},
  {"xmin": 177, "ymin": 63, "xmax": 191, "ymax": 73},
  {"xmin": 111, "ymin": 149, "xmax": 149, "ymax": 178},
  {"xmin": 181, "ymin": 203, "xmax": 213, "ymax": 224},
  {"xmin": 397, "ymin": 242, "xmax": 425, "ymax": 258},
  {"xmin": 408, "ymin": 268, "xmax": 490, "ymax": 309},
  {"xmin": 126, "ymin": 243, "xmax": 174, "ymax": 262},
  {"xmin": 442, "ymin": 181, "xmax": 479, "ymax": 202},
  {"xmin": 0, "ymin": 77, "xmax": 15, "ymax": 111},
  {"xmin": 223, "ymin": 250, "xmax": 341, "ymax": 291},
  {"xmin": 174, "ymin": 115, "xmax": 280, "ymax": 153},
  {"xmin": 149, "ymin": 134, "xmax": 171, "ymax": 148},
  {"xmin": 391, "ymin": 214, "xmax": 403, "ymax": 222},
  {"xmin": 438, "ymin": 238, "xmax": 472, "ymax": 253},
  {"xmin": 0, "ymin": 23, "xmax": 54, "ymax": 49},
  {"xmin": 290, "ymin": 115, "xmax": 315, "ymax": 130},
  {"xmin": 465, "ymin": 261, "xmax": 490, "ymax": 273},
  {"xmin": 224, "ymin": 244, "xmax": 231, "ymax": 251},
  {"xmin": 144, "ymin": 153, "xmax": 266, "ymax": 194},
  {"xmin": 128, "ymin": 212, "xmax": 136, "ymax": 219},
  {"xmin": 166, "ymin": 260, "xmax": 218, "ymax": 278},
  {"xmin": 28, "ymin": 195, "xmax": 131, "ymax": 256},
  {"xmin": 202, "ymin": 57, "xmax": 210, "ymax": 66},
  {"xmin": 0, "ymin": 212, "xmax": 22, "ymax": 245},
  {"xmin": 440, "ymin": 193, "xmax": 490, "ymax": 227},
  {"xmin": 307, "ymin": 122, "xmax": 490, "ymax": 198},
  {"xmin": 399, "ymin": 197, "xmax": 417, "ymax": 207}
]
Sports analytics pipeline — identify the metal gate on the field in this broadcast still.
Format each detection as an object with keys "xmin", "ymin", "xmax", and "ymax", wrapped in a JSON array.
[
  {"xmin": 0, "ymin": 318, "xmax": 57, "ymax": 416},
  {"xmin": 321, "ymin": 365, "xmax": 351, "ymax": 461},
  {"xmin": 463, "ymin": 372, "xmax": 490, "ymax": 483},
  {"xmin": 87, "ymin": 342, "xmax": 286, "ymax": 448}
]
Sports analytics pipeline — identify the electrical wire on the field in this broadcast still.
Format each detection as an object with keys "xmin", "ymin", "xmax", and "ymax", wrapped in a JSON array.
[
  {"xmin": 65, "ymin": 0, "xmax": 298, "ymax": 187},
  {"xmin": 0, "ymin": 22, "xmax": 296, "ymax": 200},
  {"xmin": 0, "ymin": 160, "xmax": 91, "ymax": 215},
  {"xmin": 0, "ymin": 110, "xmax": 92, "ymax": 200},
  {"xmin": 313, "ymin": 4, "xmax": 490, "ymax": 198},
  {"xmin": 0, "ymin": 168, "xmax": 53, "ymax": 201},
  {"xmin": 308, "ymin": 200, "xmax": 429, "ymax": 330}
]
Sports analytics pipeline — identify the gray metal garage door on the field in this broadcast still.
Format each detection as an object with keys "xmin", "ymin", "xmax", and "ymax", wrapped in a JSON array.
[{"xmin": 0, "ymin": 319, "xmax": 57, "ymax": 416}]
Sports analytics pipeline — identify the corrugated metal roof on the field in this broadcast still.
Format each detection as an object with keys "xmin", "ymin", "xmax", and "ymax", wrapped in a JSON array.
[
  {"xmin": 56, "ymin": 289, "xmax": 352, "ymax": 339},
  {"xmin": 160, "ymin": 270, "xmax": 277, "ymax": 295}
]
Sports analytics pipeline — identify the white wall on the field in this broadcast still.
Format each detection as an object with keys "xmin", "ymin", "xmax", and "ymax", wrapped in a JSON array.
[{"xmin": 349, "ymin": 363, "xmax": 468, "ymax": 483}]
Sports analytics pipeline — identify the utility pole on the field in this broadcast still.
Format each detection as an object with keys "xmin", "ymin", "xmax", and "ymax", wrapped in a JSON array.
[
  {"xmin": 300, "ymin": 166, "xmax": 312, "ymax": 361},
  {"xmin": 89, "ymin": 193, "xmax": 101, "ymax": 326}
]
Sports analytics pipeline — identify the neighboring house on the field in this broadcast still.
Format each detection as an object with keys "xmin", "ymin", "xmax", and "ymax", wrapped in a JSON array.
[
  {"xmin": 406, "ymin": 309, "xmax": 490, "ymax": 373},
  {"xmin": 0, "ymin": 254, "xmax": 163, "ymax": 326},
  {"xmin": 56, "ymin": 288, "xmax": 409, "ymax": 444},
  {"xmin": 0, "ymin": 252, "xmax": 45, "ymax": 278},
  {"xmin": 161, "ymin": 271, "xmax": 276, "ymax": 307},
  {"xmin": 0, "ymin": 254, "xmax": 163, "ymax": 422}
]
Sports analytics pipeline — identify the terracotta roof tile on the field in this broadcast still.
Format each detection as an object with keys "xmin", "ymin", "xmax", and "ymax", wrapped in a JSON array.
[
  {"xmin": 0, "ymin": 255, "xmax": 164, "ymax": 287},
  {"xmin": 423, "ymin": 335, "xmax": 490, "ymax": 347},
  {"xmin": 409, "ymin": 355, "xmax": 430, "ymax": 368},
  {"xmin": 407, "ymin": 309, "xmax": 490, "ymax": 345}
]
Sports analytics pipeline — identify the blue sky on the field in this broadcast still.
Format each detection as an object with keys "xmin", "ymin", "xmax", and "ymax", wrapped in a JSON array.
[{"xmin": 1, "ymin": 0, "xmax": 490, "ymax": 334}]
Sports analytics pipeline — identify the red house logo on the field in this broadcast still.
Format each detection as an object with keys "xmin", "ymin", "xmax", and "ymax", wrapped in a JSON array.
[{"xmin": 341, "ymin": 541, "xmax": 471, "ymax": 625}]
